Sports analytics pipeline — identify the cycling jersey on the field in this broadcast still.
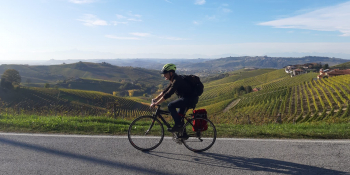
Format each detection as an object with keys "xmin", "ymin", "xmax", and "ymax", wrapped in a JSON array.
[{"xmin": 162, "ymin": 73, "xmax": 194, "ymax": 99}]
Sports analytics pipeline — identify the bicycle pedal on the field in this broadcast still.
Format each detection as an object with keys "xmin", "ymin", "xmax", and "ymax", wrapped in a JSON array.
[
  {"xmin": 172, "ymin": 138, "xmax": 183, "ymax": 145},
  {"xmin": 172, "ymin": 133, "xmax": 183, "ymax": 145}
]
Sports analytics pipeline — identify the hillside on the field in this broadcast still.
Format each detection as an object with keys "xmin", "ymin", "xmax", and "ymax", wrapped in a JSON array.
[
  {"xmin": 0, "ymin": 62, "xmax": 163, "ymax": 86},
  {"xmin": 196, "ymin": 68, "xmax": 319, "ymax": 114},
  {"xmin": 217, "ymin": 74, "xmax": 350, "ymax": 124},
  {"xmin": 184, "ymin": 56, "xmax": 347, "ymax": 75},
  {"xmin": 0, "ymin": 87, "xmax": 152, "ymax": 119},
  {"xmin": 331, "ymin": 61, "xmax": 350, "ymax": 69}
]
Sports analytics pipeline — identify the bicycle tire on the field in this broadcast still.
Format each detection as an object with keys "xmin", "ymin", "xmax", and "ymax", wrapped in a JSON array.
[
  {"xmin": 182, "ymin": 118, "xmax": 216, "ymax": 152},
  {"xmin": 128, "ymin": 115, "xmax": 164, "ymax": 151}
]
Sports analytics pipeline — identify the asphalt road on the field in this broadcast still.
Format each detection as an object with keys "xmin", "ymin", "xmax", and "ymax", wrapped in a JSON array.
[{"xmin": 0, "ymin": 133, "xmax": 349, "ymax": 175}]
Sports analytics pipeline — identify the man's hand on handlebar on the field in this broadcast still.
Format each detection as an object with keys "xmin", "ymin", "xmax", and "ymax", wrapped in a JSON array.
[{"xmin": 150, "ymin": 99, "xmax": 157, "ymax": 108}]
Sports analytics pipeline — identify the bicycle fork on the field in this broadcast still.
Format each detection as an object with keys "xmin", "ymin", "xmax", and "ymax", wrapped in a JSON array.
[{"xmin": 145, "ymin": 118, "xmax": 156, "ymax": 135}]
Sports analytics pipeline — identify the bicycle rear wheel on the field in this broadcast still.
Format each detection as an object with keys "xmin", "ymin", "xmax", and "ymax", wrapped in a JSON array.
[
  {"xmin": 128, "ymin": 115, "xmax": 164, "ymax": 151},
  {"xmin": 182, "ymin": 118, "xmax": 216, "ymax": 152}
]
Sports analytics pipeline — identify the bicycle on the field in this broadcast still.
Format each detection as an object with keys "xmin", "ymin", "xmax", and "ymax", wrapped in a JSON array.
[{"xmin": 128, "ymin": 105, "xmax": 216, "ymax": 152}]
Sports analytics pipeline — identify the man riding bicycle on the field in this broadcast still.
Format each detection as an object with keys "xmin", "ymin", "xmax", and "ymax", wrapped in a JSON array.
[{"xmin": 150, "ymin": 63, "xmax": 199, "ymax": 132}]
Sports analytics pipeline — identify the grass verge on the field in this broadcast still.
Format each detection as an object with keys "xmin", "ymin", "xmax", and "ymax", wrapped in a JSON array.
[{"xmin": 1, "ymin": 114, "xmax": 350, "ymax": 139}]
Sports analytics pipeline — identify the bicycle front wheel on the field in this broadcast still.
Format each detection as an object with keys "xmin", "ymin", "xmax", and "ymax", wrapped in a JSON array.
[
  {"xmin": 182, "ymin": 118, "xmax": 216, "ymax": 152},
  {"xmin": 128, "ymin": 115, "xmax": 164, "ymax": 151}
]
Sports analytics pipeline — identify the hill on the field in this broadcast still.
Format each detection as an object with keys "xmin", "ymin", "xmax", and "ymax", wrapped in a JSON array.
[
  {"xmin": 0, "ymin": 87, "xmax": 152, "ymax": 119},
  {"xmin": 0, "ymin": 62, "xmax": 163, "ymax": 85},
  {"xmin": 196, "ymin": 68, "xmax": 319, "ymax": 114},
  {"xmin": 184, "ymin": 56, "xmax": 348, "ymax": 76},
  {"xmin": 331, "ymin": 61, "xmax": 350, "ymax": 69},
  {"xmin": 216, "ymin": 73, "xmax": 350, "ymax": 124},
  {"xmin": 0, "ymin": 62, "xmax": 165, "ymax": 95}
]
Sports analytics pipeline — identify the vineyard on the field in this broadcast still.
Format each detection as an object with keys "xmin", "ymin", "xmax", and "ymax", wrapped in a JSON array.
[
  {"xmin": 197, "ymin": 69, "xmax": 297, "ymax": 114},
  {"xmin": 0, "ymin": 87, "xmax": 153, "ymax": 120},
  {"xmin": 218, "ymin": 74, "xmax": 350, "ymax": 124},
  {"xmin": 2, "ymin": 66, "xmax": 350, "ymax": 125}
]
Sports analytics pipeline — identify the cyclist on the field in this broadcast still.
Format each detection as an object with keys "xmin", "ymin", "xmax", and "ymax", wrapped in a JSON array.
[{"xmin": 150, "ymin": 63, "xmax": 198, "ymax": 132}]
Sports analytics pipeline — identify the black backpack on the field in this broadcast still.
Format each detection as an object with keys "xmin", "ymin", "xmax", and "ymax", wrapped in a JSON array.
[{"xmin": 181, "ymin": 75, "xmax": 204, "ymax": 96}]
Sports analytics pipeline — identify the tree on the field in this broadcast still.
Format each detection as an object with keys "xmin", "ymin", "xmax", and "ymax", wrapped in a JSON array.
[
  {"xmin": 245, "ymin": 86, "xmax": 253, "ymax": 93},
  {"xmin": 1, "ymin": 69, "xmax": 21, "ymax": 86},
  {"xmin": 0, "ymin": 78, "xmax": 13, "ymax": 89},
  {"xmin": 44, "ymin": 83, "xmax": 50, "ymax": 88},
  {"xmin": 323, "ymin": 64, "xmax": 329, "ymax": 69},
  {"xmin": 128, "ymin": 90, "xmax": 135, "ymax": 97}
]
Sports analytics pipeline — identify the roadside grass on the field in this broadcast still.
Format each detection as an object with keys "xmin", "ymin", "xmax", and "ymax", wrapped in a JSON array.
[
  {"xmin": 217, "ymin": 122, "xmax": 350, "ymax": 139},
  {"xmin": 1, "ymin": 114, "xmax": 350, "ymax": 139}
]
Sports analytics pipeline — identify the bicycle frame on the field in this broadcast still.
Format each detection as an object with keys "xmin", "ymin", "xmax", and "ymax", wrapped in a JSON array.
[
  {"xmin": 128, "ymin": 105, "xmax": 216, "ymax": 152},
  {"xmin": 152, "ymin": 105, "xmax": 194, "ymax": 130}
]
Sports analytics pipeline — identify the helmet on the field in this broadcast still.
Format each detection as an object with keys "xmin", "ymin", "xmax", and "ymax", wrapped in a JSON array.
[{"xmin": 160, "ymin": 63, "xmax": 176, "ymax": 74}]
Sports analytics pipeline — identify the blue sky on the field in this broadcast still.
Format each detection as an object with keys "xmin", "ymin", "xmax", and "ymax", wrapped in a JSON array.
[{"xmin": 1, "ymin": 0, "xmax": 350, "ymax": 61}]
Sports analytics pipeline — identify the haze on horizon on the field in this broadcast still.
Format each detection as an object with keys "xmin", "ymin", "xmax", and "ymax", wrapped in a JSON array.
[{"xmin": 1, "ymin": 0, "xmax": 350, "ymax": 62}]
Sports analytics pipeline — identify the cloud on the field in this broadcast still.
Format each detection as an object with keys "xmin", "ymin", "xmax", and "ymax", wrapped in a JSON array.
[
  {"xmin": 127, "ymin": 18, "xmax": 142, "ymax": 22},
  {"xmin": 205, "ymin": 15, "xmax": 216, "ymax": 20},
  {"xmin": 77, "ymin": 14, "xmax": 108, "ymax": 26},
  {"xmin": 193, "ymin": 21, "xmax": 200, "ymax": 25},
  {"xmin": 258, "ymin": 1, "xmax": 350, "ymax": 36},
  {"xmin": 127, "ymin": 12, "xmax": 142, "ymax": 18},
  {"xmin": 111, "ymin": 21, "xmax": 128, "ymax": 26},
  {"xmin": 194, "ymin": 0, "xmax": 205, "ymax": 5},
  {"xmin": 115, "ymin": 12, "xmax": 142, "ymax": 23},
  {"xmin": 69, "ymin": 0, "xmax": 96, "ymax": 4},
  {"xmin": 159, "ymin": 36, "xmax": 189, "ymax": 40},
  {"xmin": 116, "ymin": 14, "xmax": 126, "ymax": 19},
  {"xmin": 165, "ymin": 0, "xmax": 172, "ymax": 3},
  {"xmin": 130, "ymin": 33, "xmax": 151, "ymax": 37},
  {"xmin": 105, "ymin": 35, "xmax": 139, "ymax": 40},
  {"xmin": 222, "ymin": 8, "xmax": 232, "ymax": 13}
]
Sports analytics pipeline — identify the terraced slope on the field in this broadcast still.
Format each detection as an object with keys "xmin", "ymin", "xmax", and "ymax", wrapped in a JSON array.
[
  {"xmin": 0, "ymin": 87, "xmax": 152, "ymax": 119},
  {"xmin": 197, "ymin": 69, "xmax": 292, "ymax": 114},
  {"xmin": 0, "ymin": 62, "xmax": 163, "ymax": 86},
  {"xmin": 218, "ymin": 74, "xmax": 350, "ymax": 124}
]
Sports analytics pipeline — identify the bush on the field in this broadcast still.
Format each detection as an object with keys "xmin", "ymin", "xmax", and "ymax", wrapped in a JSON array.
[
  {"xmin": 0, "ymin": 78, "xmax": 13, "ymax": 89},
  {"xmin": 44, "ymin": 83, "xmax": 50, "ymax": 88}
]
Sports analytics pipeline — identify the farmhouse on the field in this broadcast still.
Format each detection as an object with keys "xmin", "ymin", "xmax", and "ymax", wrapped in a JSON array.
[
  {"xmin": 285, "ymin": 62, "xmax": 320, "ymax": 76},
  {"xmin": 252, "ymin": 87, "xmax": 260, "ymax": 92},
  {"xmin": 317, "ymin": 68, "xmax": 350, "ymax": 79}
]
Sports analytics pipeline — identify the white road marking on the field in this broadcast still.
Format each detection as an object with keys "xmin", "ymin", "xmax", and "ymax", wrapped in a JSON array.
[{"xmin": 1, "ymin": 132, "xmax": 350, "ymax": 143}]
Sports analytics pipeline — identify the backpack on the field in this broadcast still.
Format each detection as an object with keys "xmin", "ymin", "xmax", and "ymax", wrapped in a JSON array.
[
  {"xmin": 181, "ymin": 75, "xmax": 204, "ymax": 96},
  {"xmin": 192, "ymin": 109, "xmax": 208, "ymax": 132}
]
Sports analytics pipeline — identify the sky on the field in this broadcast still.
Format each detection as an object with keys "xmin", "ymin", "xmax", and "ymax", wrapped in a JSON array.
[{"xmin": 1, "ymin": 0, "xmax": 350, "ymax": 61}]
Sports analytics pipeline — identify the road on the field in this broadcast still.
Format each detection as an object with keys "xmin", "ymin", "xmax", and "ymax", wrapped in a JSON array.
[{"xmin": 0, "ymin": 133, "xmax": 349, "ymax": 175}]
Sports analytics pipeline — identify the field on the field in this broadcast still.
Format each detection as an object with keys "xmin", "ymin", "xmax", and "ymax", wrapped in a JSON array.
[
  {"xmin": 0, "ymin": 87, "xmax": 153, "ymax": 120},
  {"xmin": 2, "ymin": 65, "xmax": 350, "ymax": 138},
  {"xmin": 1, "ymin": 114, "xmax": 350, "ymax": 139},
  {"xmin": 197, "ymin": 69, "xmax": 293, "ymax": 114},
  {"xmin": 219, "ymin": 74, "xmax": 350, "ymax": 125}
]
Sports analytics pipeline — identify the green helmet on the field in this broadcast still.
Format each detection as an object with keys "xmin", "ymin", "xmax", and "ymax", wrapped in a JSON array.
[{"xmin": 161, "ymin": 63, "xmax": 176, "ymax": 74}]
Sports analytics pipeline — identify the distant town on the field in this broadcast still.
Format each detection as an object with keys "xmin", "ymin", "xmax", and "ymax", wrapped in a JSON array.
[{"xmin": 285, "ymin": 62, "xmax": 350, "ymax": 79}]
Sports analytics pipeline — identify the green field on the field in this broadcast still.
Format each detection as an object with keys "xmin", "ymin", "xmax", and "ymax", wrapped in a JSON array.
[
  {"xmin": 1, "ymin": 114, "xmax": 350, "ymax": 139},
  {"xmin": 2, "ymin": 62, "xmax": 350, "ymax": 139}
]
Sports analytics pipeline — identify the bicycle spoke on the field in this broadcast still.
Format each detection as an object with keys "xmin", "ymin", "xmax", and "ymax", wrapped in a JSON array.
[
  {"xmin": 182, "ymin": 118, "xmax": 216, "ymax": 152},
  {"xmin": 128, "ymin": 116, "xmax": 164, "ymax": 151}
]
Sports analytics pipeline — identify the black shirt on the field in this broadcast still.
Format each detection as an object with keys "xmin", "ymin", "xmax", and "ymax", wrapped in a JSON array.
[{"xmin": 162, "ymin": 73, "xmax": 194, "ymax": 99}]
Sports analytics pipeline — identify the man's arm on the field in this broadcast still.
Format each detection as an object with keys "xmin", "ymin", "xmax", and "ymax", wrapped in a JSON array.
[
  {"xmin": 151, "ymin": 93, "xmax": 166, "ymax": 108},
  {"xmin": 153, "ymin": 92, "xmax": 164, "ymax": 102},
  {"xmin": 154, "ymin": 97, "xmax": 165, "ymax": 106}
]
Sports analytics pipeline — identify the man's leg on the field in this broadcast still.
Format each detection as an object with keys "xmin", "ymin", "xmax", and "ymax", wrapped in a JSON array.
[
  {"xmin": 178, "ymin": 107, "xmax": 187, "ymax": 126},
  {"xmin": 168, "ymin": 98, "xmax": 187, "ymax": 127}
]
